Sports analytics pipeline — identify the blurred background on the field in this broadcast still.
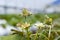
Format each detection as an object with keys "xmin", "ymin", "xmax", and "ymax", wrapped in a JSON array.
[
  {"xmin": 0, "ymin": 0, "xmax": 60, "ymax": 36},
  {"xmin": 0, "ymin": 0, "xmax": 60, "ymax": 14}
]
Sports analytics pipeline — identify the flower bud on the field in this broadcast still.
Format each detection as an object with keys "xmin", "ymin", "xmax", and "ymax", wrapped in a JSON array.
[
  {"xmin": 45, "ymin": 18, "xmax": 52, "ymax": 25},
  {"xmin": 22, "ymin": 8, "xmax": 32, "ymax": 17}
]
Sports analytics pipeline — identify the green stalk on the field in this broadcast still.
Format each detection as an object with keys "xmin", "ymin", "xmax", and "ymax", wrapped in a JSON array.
[
  {"xmin": 34, "ymin": 32, "xmax": 38, "ymax": 40},
  {"xmin": 27, "ymin": 28, "xmax": 30, "ymax": 40},
  {"xmin": 48, "ymin": 25, "xmax": 52, "ymax": 40}
]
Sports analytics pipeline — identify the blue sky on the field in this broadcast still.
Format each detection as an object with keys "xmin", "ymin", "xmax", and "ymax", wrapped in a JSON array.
[{"xmin": 52, "ymin": 0, "xmax": 60, "ymax": 5}]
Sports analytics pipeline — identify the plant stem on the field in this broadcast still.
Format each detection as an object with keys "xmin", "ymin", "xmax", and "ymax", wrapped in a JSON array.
[
  {"xmin": 34, "ymin": 33, "xmax": 38, "ymax": 40},
  {"xmin": 48, "ymin": 25, "xmax": 52, "ymax": 40},
  {"xmin": 26, "ymin": 28, "xmax": 30, "ymax": 40}
]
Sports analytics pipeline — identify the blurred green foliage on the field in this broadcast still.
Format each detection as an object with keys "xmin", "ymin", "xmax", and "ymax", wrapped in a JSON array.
[{"xmin": 0, "ymin": 13, "xmax": 60, "ymax": 26}]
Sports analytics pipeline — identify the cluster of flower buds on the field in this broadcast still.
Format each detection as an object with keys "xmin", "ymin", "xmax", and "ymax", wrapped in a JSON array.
[
  {"xmin": 11, "ymin": 22, "xmax": 30, "ymax": 35},
  {"xmin": 21, "ymin": 8, "xmax": 32, "ymax": 17},
  {"xmin": 16, "ymin": 22, "xmax": 30, "ymax": 29}
]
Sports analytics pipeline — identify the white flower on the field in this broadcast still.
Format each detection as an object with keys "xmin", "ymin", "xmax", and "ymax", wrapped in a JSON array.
[
  {"xmin": 29, "ymin": 22, "xmax": 45, "ymax": 33},
  {"xmin": 34, "ymin": 22, "xmax": 45, "ymax": 27}
]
